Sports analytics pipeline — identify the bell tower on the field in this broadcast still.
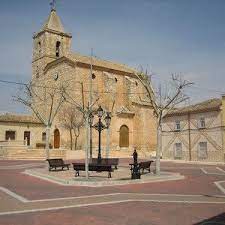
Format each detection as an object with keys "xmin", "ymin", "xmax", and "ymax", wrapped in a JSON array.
[{"xmin": 32, "ymin": 6, "xmax": 72, "ymax": 79}]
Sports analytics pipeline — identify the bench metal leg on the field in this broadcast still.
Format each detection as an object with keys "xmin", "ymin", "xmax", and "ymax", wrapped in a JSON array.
[
  {"xmin": 108, "ymin": 172, "xmax": 111, "ymax": 178},
  {"xmin": 75, "ymin": 171, "xmax": 79, "ymax": 177}
]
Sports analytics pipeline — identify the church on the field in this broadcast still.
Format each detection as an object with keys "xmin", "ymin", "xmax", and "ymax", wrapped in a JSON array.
[{"xmin": 0, "ymin": 6, "xmax": 156, "ymax": 159}]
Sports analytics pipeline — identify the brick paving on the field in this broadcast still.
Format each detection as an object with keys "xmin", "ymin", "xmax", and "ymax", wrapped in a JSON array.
[
  {"xmin": 3, "ymin": 168, "xmax": 221, "ymax": 199},
  {"xmin": 0, "ymin": 160, "xmax": 224, "ymax": 225},
  {"xmin": 0, "ymin": 160, "xmax": 41, "ymax": 167},
  {"xmin": 0, "ymin": 202, "xmax": 225, "ymax": 225}
]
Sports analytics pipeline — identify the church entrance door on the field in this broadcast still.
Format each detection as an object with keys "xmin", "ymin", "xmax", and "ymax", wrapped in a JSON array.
[
  {"xmin": 54, "ymin": 129, "xmax": 60, "ymax": 149},
  {"xmin": 119, "ymin": 125, "xmax": 129, "ymax": 147}
]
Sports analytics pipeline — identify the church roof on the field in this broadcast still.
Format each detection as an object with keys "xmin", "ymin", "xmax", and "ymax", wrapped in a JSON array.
[
  {"xmin": 42, "ymin": 9, "xmax": 65, "ymax": 33},
  {"xmin": 67, "ymin": 53, "xmax": 137, "ymax": 74},
  {"xmin": 0, "ymin": 113, "xmax": 43, "ymax": 124}
]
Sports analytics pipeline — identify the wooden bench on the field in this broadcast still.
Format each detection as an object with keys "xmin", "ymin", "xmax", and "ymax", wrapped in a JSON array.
[
  {"xmin": 138, "ymin": 160, "xmax": 154, "ymax": 174},
  {"xmin": 90, "ymin": 158, "xmax": 119, "ymax": 169},
  {"xmin": 46, "ymin": 158, "xmax": 70, "ymax": 171},
  {"xmin": 72, "ymin": 163, "xmax": 114, "ymax": 178}
]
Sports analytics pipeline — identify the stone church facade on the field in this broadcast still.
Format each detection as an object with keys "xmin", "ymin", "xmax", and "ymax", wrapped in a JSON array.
[{"xmin": 0, "ymin": 8, "xmax": 157, "ymax": 158}]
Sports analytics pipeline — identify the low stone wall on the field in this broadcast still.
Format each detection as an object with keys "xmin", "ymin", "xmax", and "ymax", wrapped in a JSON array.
[
  {"xmin": 65, "ymin": 150, "xmax": 85, "ymax": 159},
  {"xmin": 0, "ymin": 147, "xmax": 155, "ymax": 160},
  {"xmin": 65, "ymin": 149, "xmax": 155, "ymax": 160},
  {"xmin": 162, "ymin": 149, "xmax": 225, "ymax": 163},
  {"xmin": 0, "ymin": 148, "xmax": 67, "ymax": 160}
]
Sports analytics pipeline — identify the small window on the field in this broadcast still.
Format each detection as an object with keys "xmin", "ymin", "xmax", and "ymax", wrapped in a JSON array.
[
  {"xmin": 92, "ymin": 73, "xmax": 96, "ymax": 79},
  {"xmin": 56, "ymin": 41, "xmax": 61, "ymax": 57},
  {"xmin": 174, "ymin": 143, "xmax": 182, "ymax": 159},
  {"xmin": 135, "ymin": 81, "xmax": 138, "ymax": 86},
  {"xmin": 198, "ymin": 142, "xmax": 207, "ymax": 159},
  {"xmin": 175, "ymin": 121, "xmax": 181, "ymax": 131},
  {"xmin": 115, "ymin": 77, "xmax": 118, "ymax": 82},
  {"xmin": 199, "ymin": 117, "xmax": 205, "ymax": 129},
  {"xmin": 5, "ymin": 131, "xmax": 16, "ymax": 141},
  {"xmin": 42, "ymin": 132, "xmax": 46, "ymax": 142},
  {"xmin": 38, "ymin": 41, "xmax": 41, "ymax": 55}
]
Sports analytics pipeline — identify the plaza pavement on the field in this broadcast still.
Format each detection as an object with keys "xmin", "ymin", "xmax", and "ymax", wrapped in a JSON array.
[{"xmin": 0, "ymin": 159, "xmax": 225, "ymax": 225}]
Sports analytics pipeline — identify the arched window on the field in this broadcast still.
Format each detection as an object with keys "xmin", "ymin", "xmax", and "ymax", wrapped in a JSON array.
[
  {"xmin": 56, "ymin": 41, "xmax": 61, "ymax": 57},
  {"xmin": 119, "ymin": 125, "xmax": 129, "ymax": 147},
  {"xmin": 54, "ymin": 129, "xmax": 60, "ymax": 148}
]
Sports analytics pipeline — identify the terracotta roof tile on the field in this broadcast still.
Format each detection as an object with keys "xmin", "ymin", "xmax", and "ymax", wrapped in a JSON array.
[
  {"xmin": 0, "ymin": 113, "xmax": 43, "ymax": 124},
  {"xmin": 67, "ymin": 53, "xmax": 137, "ymax": 74},
  {"xmin": 165, "ymin": 98, "xmax": 221, "ymax": 117}
]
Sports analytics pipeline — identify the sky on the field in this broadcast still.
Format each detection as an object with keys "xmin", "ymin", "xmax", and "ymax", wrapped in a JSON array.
[{"xmin": 0, "ymin": 0, "xmax": 225, "ymax": 113}]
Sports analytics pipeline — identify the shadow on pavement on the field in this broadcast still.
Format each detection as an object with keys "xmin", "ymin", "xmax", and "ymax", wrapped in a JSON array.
[{"xmin": 193, "ymin": 212, "xmax": 225, "ymax": 224}]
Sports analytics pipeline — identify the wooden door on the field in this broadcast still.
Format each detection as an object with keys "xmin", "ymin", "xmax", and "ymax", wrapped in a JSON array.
[
  {"xmin": 54, "ymin": 129, "xmax": 60, "ymax": 149},
  {"xmin": 119, "ymin": 125, "xmax": 129, "ymax": 147},
  {"xmin": 24, "ymin": 131, "xmax": 30, "ymax": 146}
]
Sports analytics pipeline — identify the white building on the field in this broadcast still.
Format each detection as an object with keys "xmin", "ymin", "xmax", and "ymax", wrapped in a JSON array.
[{"xmin": 162, "ymin": 98, "xmax": 225, "ymax": 162}]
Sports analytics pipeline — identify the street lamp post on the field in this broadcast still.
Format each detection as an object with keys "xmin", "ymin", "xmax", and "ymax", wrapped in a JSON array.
[{"xmin": 88, "ymin": 106, "xmax": 111, "ymax": 163}]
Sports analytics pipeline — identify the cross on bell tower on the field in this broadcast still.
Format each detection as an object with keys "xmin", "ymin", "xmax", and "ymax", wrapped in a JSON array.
[{"xmin": 50, "ymin": 0, "xmax": 56, "ymax": 11}]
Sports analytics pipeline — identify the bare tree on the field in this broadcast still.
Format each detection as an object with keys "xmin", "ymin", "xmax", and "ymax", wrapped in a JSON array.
[
  {"xmin": 14, "ymin": 81, "xmax": 67, "ymax": 159},
  {"xmin": 60, "ymin": 106, "xmax": 74, "ymax": 150},
  {"xmin": 64, "ymin": 85, "xmax": 99, "ymax": 179},
  {"xmin": 60, "ymin": 105, "xmax": 84, "ymax": 150},
  {"xmin": 73, "ymin": 113, "xmax": 84, "ymax": 150},
  {"xmin": 135, "ymin": 70, "xmax": 193, "ymax": 174}
]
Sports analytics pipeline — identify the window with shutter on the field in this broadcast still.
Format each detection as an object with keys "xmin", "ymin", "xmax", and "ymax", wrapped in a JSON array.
[
  {"xmin": 198, "ymin": 142, "xmax": 207, "ymax": 159},
  {"xmin": 174, "ymin": 143, "xmax": 182, "ymax": 159}
]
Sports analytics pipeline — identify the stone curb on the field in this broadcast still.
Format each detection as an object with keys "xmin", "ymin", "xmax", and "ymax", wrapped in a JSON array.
[
  {"xmin": 160, "ymin": 159, "xmax": 225, "ymax": 166},
  {"xmin": 23, "ymin": 169, "xmax": 185, "ymax": 187}
]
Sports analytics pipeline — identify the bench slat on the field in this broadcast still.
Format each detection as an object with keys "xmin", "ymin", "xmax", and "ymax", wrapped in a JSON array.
[
  {"xmin": 46, "ymin": 158, "xmax": 70, "ymax": 171},
  {"xmin": 72, "ymin": 163, "xmax": 114, "ymax": 178},
  {"xmin": 138, "ymin": 160, "xmax": 154, "ymax": 174}
]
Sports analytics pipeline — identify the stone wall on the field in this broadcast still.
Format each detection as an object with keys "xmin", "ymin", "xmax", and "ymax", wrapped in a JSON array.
[{"xmin": 0, "ymin": 122, "xmax": 45, "ymax": 149}]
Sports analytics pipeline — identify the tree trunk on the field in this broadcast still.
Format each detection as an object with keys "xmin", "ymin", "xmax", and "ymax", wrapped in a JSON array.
[
  {"xmin": 74, "ymin": 127, "xmax": 80, "ymax": 150},
  {"xmin": 69, "ymin": 129, "xmax": 73, "ymax": 150},
  {"xmin": 74, "ymin": 136, "xmax": 78, "ymax": 150},
  {"xmin": 155, "ymin": 124, "xmax": 161, "ymax": 175},
  {"xmin": 90, "ymin": 127, "xmax": 93, "ymax": 160},
  {"xmin": 85, "ymin": 117, "xmax": 89, "ymax": 179},
  {"xmin": 45, "ymin": 125, "xmax": 51, "ymax": 159}
]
